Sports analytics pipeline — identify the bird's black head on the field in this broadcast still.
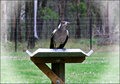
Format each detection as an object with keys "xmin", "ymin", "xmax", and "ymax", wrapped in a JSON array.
[{"xmin": 61, "ymin": 21, "xmax": 70, "ymax": 27}]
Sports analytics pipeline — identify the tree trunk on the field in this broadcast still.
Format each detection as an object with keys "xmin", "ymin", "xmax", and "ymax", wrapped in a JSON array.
[
  {"xmin": 86, "ymin": 0, "xmax": 91, "ymax": 38},
  {"xmin": 1, "ymin": 1, "xmax": 7, "ymax": 42},
  {"xmin": 14, "ymin": 12, "xmax": 17, "ymax": 52},
  {"xmin": 105, "ymin": 2, "xmax": 109, "ymax": 37},
  {"xmin": 58, "ymin": 0, "xmax": 65, "ymax": 22},
  {"xmin": 10, "ymin": 18, "xmax": 14, "ymax": 41},
  {"xmin": 27, "ymin": 1, "xmax": 35, "ymax": 49},
  {"xmin": 17, "ymin": 3, "xmax": 22, "ymax": 42},
  {"xmin": 25, "ymin": 2, "xmax": 29, "ymax": 41},
  {"xmin": 37, "ymin": 0, "xmax": 47, "ymax": 39},
  {"xmin": 45, "ymin": 20, "xmax": 48, "ymax": 39},
  {"xmin": 64, "ymin": 0, "xmax": 68, "ymax": 21},
  {"xmin": 75, "ymin": 0, "xmax": 81, "ymax": 39}
]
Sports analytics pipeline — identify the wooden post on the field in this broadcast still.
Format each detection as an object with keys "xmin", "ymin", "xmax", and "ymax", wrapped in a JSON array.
[
  {"xmin": 33, "ymin": 63, "xmax": 64, "ymax": 84},
  {"xmin": 52, "ymin": 63, "xmax": 65, "ymax": 84},
  {"xmin": 31, "ymin": 57, "xmax": 85, "ymax": 83}
]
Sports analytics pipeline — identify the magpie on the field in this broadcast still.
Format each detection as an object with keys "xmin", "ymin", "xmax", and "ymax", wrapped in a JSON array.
[{"xmin": 50, "ymin": 21, "xmax": 70, "ymax": 49}]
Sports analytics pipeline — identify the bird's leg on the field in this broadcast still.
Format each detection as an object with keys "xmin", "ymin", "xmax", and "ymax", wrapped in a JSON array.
[
  {"xmin": 57, "ymin": 47, "xmax": 66, "ymax": 50},
  {"xmin": 62, "ymin": 48, "xmax": 66, "ymax": 50}
]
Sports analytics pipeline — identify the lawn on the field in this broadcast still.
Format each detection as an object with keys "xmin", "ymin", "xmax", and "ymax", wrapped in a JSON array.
[{"xmin": 1, "ymin": 41, "xmax": 119, "ymax": 83}]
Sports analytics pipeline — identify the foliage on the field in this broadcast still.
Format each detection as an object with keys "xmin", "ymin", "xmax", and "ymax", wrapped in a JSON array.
[
  {"xmin": 68, "ymin": 2, "xmax": 87, "ymax": 17},
  {"xmin": 77, "ymin": 2, "xmax": 87, "ymax": 17},
  {"xmin": 92, "ymin": 38, "xmax": 98, "ymax": 44},
  {"xmin": 4, "ymin": 0, "xmax": 118, "ymax": 50},
  {"xmin": 68, "ymin": 3, "xmax": 76, "ymax": 12},
  {"xmin": 39, "ymin": 7, "xmax": 59, "ymax": 19}
]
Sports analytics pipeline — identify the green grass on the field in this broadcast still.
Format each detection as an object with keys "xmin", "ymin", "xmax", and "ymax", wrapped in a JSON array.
[{"xmin": 1, "ymin": 42, "xmax": 119, "ymax": 83}]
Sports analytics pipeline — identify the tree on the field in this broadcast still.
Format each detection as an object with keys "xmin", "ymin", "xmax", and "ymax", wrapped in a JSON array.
[
  {"xmin": 75, "ymin": 0, "xmax": 81, "ymax": 38},
  {"xmin": 9, "ymin": 2, "xmax": 22, "ymax": 42},
  {"xmin": 10, "ymin": 17, "xmax": 14, "ymax": 41},
  {"xmin": 10, "ymin": 2, "xmax": 15, "ymax": 41},
  {"xmin": 17, "ymin": 2, "xmax": 22, "ymax": 42},
  {"xmin": 58, "ymin": 0, "xmax": 65, "ymax": 22},
  {"xmin": 1, "ymin": 1, "xmax": 7, "ymax": 42},
  {"xmin": 27, "ymin": 1, "xmax": 35, "ymax": 49},
  {"xmin": 105, "ymin": 1, "xmax": 109, "ymax": 37},
  {"xmin": 64, "ymin": 0, "xmax": 68, "ymax": 21},
  {"xmin": 86, "ymin": 0, "xmax": 91, "ymax": 38},
  {"xmin": 37, "ymin": 0, "xmax": 47, "ymax": 39},
  {"xmin": 25, "ymin": 1, "xmax": 29, "ymax": 41}
]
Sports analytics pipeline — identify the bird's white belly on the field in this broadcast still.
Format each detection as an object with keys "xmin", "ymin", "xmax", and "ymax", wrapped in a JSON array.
[
  {"xmin": 55, "ymin": 36, "xmax": 67, "ymax": 43},
  {"xmin": 54, "ymin": 33, "xmax": 67, "ymax": 44}
]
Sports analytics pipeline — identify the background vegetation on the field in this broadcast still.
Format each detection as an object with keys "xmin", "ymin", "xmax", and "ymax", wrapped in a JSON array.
[
  {"xmin": 1, "ymin": 0, "xmax": 119, "ymax": 83},
  {"xmin": 1, "ymin": 0, "xmax": 119, "ymax": 50}
]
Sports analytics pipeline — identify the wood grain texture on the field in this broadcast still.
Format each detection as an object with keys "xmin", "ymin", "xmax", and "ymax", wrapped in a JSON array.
[
  {"xmin": 52, "ymin": 63, "xmax": 65, "ymax": 83},
  {"xmin": 32, "ymin": 63, "xmax": 64, "ymax": 84},
  {"xmin": 31, "ymin": 57, "xmax": 85, "ymax": 63},
  {"xmin": 30, "ymin": 57, "xmax": 85, "ymax": 84}
]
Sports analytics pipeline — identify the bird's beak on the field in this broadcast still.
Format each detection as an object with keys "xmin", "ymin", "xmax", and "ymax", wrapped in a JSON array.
[{"xmin": 67, "ymin": 22, "xmax": 70, "ymax": 24}]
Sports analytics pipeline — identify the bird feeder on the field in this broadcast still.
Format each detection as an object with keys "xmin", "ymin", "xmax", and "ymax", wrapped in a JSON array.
[{"xmin": 26, "ymin": 49, "xmax": 93, "ymax": 84}]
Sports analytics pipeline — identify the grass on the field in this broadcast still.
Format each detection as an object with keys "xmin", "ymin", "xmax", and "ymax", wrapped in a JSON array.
[{"xmin": 1, "ymin": 41, "xmax": 119, "ymax": 83}]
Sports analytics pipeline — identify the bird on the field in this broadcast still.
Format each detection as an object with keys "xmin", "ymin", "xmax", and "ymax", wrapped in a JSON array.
[{"xmin": 50, "ymin": 21, "xmax": 70, "ymax": 49}]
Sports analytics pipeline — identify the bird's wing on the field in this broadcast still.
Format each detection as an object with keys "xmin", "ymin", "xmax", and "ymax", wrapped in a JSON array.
[
  {"xmin": 52, "ymin": 29, "xmax": 57, "ymax": 34},
  {"xmin": 50, "ymin": 35, "xmax": 54, "ymax": 49},
  {"xmin": 66, "ymin": 30, "xmax": 69, "ymax": 37},
  {"xmin": 50, "ymin": 29, "xmax": 57, "ymax": 49}
]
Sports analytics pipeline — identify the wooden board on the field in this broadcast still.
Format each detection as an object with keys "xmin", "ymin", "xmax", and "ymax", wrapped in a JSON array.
[{"xmin": 31, "ymin": 57, "xmax": 85, "ymax": 63}]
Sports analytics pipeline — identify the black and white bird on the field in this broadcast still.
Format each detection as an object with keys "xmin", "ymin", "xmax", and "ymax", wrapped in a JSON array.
[{"xmin": 50, "ymin": 21, "xmax": 70, "ymax": 49}]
